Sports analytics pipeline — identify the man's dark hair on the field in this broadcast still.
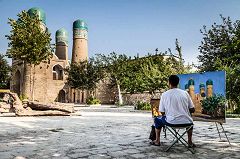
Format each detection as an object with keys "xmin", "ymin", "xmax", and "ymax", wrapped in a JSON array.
[{"xmin": 169, "ymin": 75, "xmax": 179, "ymax": 87}]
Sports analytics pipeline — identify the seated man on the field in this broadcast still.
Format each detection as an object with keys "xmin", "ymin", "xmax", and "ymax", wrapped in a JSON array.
[{"xmin": 151, "ymin": 75, "xmax": 195, "ymax": 147}]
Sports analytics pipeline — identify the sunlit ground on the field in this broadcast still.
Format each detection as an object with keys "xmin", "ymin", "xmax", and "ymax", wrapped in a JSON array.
[{"xmin": 0, "ymin": 106, "xmax": 239, "ymax": 159}]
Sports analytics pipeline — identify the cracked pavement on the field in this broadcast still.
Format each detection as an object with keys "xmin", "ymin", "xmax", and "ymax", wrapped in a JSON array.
[{"xmin": 0, "ymin": 106, "xmax": 239, "ymax": 159}]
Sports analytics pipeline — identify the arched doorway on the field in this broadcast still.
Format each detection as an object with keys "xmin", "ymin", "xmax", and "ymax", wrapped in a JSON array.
[
  {"xmin": 14, "ymin": 70, "xmax": 21, "ymax": 96},
  {"xmin": 58, "ymin": 90, "xmax": 66, "ymax": 103},
  {"xmin": 53, "ymin": 64, "xmax": 63, "ymax": 80}
]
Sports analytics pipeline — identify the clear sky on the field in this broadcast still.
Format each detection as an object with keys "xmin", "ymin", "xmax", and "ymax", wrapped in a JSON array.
[{"xmin": 1, "ymin": 0, "xmax": 240, "ymax": 64}]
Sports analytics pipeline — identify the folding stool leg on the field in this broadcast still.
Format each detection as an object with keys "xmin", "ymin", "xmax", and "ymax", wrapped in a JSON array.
[
  {"xmin": 176, "ymin": 127, "xmax": 195, "ymax": 154},
  {"xmin": 163, "ymin": 126, "xmax": 167, "ymax": 138},
  {"xmin": 175, "ymin": 126, "xmax": 195, "ymax": 154},
  {"xmin": 165, "ymin": 126, "xmax": 195, "ymax": 154},
  {"xmin": 174, "ymin": 128, "xmax": 181, "ymax": 143},
  {"xmin": 165, "ymin": 127, "xmax": 189, "ymax": 151}
]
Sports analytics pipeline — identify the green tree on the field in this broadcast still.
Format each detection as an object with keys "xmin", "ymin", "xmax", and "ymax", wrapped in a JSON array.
[
  {"xmin": 198, "ymin": 15, "xmax": 240, "ymax": 110},
  {"xmin": 143, "ymin": 54, "xmax": 180, "ymax": 93},
  {"xmin": 121, "ymin": 54, "xmax": 175, "ymax": 95},
  {"xmin": 6, "ymin": 10, "xmax": 53, "ymax": 99},
  {"xmin": 0, "ymin": 54, "xmax": 11, "ymax": 89},
  {"xmin": 119, "ymin": 56, "xmax": 145, "ymax": 94},
  {"xmin": 198, "ymin": 15, "xmax": 240, "ymax": 71},
  {"xmin": 175, "ymin": 38, "xmax": 185, "ymax": 73},
  {"xmin": 95, "ymin": 52, "xmax": 129, "ymax": 105},
  {"xmin": 167, "ymin": 39, "xmax": 187, "ymax": 74},
  {"xmin": 96, "ymin": 52, "xmax": 179, "ymax": 104},
  {"xmin": 65, "ymin": 58, "xmax": 105, "ymax": 92}
]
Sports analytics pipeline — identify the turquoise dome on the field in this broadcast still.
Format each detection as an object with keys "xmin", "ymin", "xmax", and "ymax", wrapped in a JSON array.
[
  {"xmin": 188, "ymin": 79, "xmax": 195, "ymax": 86},
  {"xmin": 56, "ymin": 28, "xmax": 68, "ymax": 44},
  {"xmin": 73, "ymin": 19, "xmax": 88, "ymax": 30},
  {"xmin": 206, "ymin": 79, "xmax": 213, "ymax": 86},
  {"xmin": 199, "ymin": 83, "xmax": 205, "ymax": 88},
  {"xmin": 27, "ymin": 7, "xmax": 46, "ymax": 24},
  {"xmin": 56, "ymin": 28, "xmax": 68, "ymax": 37},
  {"xmin": 185, "ymin": 84, "xmax": 189, "ymax": 89}
]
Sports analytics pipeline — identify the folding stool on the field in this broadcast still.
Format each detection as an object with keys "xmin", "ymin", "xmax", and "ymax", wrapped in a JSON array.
[{"xmin": 165, "ymin": 124, "xmax": 195, "ymax": 154}]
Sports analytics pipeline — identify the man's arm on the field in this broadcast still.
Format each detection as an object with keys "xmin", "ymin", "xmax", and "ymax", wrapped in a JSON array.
[{"xmin": 187, "ymin": 92, "xmax": 195, "ymax": 114}]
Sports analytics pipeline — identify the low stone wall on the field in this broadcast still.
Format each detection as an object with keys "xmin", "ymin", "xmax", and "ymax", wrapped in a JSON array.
[{"xmin": 122, "ymin": 92, "xmax": 161, "ymax": 105}]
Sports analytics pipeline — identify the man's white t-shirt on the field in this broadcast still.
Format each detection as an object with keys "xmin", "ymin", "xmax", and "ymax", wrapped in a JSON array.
[{"xmin": 159, "ymin": 88, "xmax": 194, "ymax": 124}]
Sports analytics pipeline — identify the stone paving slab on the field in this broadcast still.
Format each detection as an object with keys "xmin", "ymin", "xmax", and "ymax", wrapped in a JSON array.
[{"xmin": 0, "ymin": 108, "xmax": 239, "ymax": 159}]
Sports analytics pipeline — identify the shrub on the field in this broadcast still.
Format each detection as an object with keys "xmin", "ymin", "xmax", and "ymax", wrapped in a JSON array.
[
  {"xmin": 233, "ymin": 107, "xmax": 240, "ymax": 114},
  {"xmin": 136, "ymin": 101, "xmax": 151, "ymax": 110},
  {"xmin": 201, "ymin": 95, "xmax": 226, "ymax": 117},
  {"xmin": 86, "ymin": 96, "xmax": 101, "ymax": 105}
]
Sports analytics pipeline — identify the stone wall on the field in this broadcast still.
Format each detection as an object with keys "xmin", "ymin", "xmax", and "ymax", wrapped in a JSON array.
[
  {"xmin": 31, "ymin": 63, "xmax": 47, "ymax": 103},
  {"xmin": 10, "ymin": 55, "xmax": 69, "ymax": 104},
  {"xmin": 95, "ymin": 77, "xmax": 163, "ymax": 105},
  {"xmin": 122, "ymin": 92, "xmax": 162, "ymax": 105},
  {"xmin": 45, "ymin": 56, "xmax": 68, "ymax": 103},
  {"xmin": 95, "ymin": 79, "xmax": 116, "ymax": 104}
]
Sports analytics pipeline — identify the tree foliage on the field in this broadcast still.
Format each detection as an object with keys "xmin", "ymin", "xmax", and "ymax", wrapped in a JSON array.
[
  {"xmin": 65, "ymin": 58, "xmax": 105, "ymax": 91},
  {"xmin": 121, "ymin": 54, "xmax": 178, "ymax": 94},
  {"xmin": 167, "ymin": 39, "xmax": 187, "ymax": 74},
  {"xmin": 6, "ymin": 10, "xmax": 53, "ymax": 99},
  {"xmin": 95, "ymin": 52, "xmax": 129, "ymax": 104},
  {"xmin": 198, "ymin": 15, "xmax": 240, "ymax": 109},
  {"xmin": 6, "ymin": 10, "xmax": 53, "ymax": 65},
  {"xmin": 0, "ymin": 54, "xmax": 11, "ymax": 89},
  {"xmin": 96, "ymin": 52, "xmax": 179, "ymax": 95},
  {"xmin": 66, "ymin": 42, "xmax": 184, "ymax": 104},
  {"xmin": 198, "ymin": 15, "xmax": 240, "ymax": 71},
  {"xmin": 95, "ymin": 52, "xmax": 129, "ymax": 85}
]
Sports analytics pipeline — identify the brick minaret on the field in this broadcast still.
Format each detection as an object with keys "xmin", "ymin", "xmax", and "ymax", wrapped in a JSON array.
[
  {"xmin": 188, "ymin": 79, "xmax": 195, "ymax": 102},
  {"xmin": 206, "ymin": 79, "xmax": 213, "ymax": 97},
  {"xmin": 55, "ymin": 28, "xmax": 68, "ymax": 60},
  {"xmin": 72, "ymin": 19, "xmax": 88, "ymax": 63}
]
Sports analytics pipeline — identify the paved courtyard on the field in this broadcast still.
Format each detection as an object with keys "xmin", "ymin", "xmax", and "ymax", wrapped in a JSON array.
[{"xmin": 0, "ymin": 106, "xmax": 240, "ymax": 159}]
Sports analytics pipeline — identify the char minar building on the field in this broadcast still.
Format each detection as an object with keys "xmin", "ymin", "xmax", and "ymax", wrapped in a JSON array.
[
  {"xmin": 10, "ymin": 7, "xmax": 99, "ymax": 104},
  {"xmin": 185, "ymin": 79, "xmax": 213, "ymax": 115}
]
